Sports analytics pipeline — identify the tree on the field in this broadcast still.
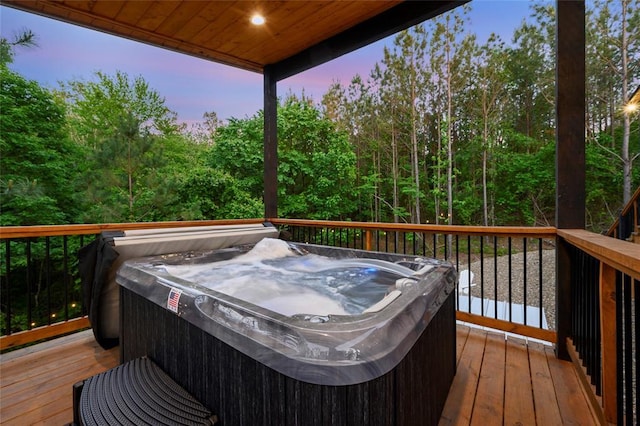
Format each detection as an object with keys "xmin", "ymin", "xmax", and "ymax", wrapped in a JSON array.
[
  {"xmin": 504, "ymin": 6, "xmax": 555, "ymax": 143},
  {"xmin": 61, "ymin": 70, "xmax": 182, "ymax": 146},
  {"xmin": 428, "ymin": 7, "xmax": 474, "ymax": 254},
  {"xmin": 469, "ymin": 34, "xmax": 509, "ymax": 227},
  {"xmin": 588, "ymin": 0, "xmax": 639, "ymax": 204},
  {"xmin": 187, "ymin": 111, "xmax": 223, "ymax": 145},
  {"xmin": 0, "ymin": 67, "xmax": 81, "ymax": 225},
  {"xmin": 173, "ymin": 166, "xmax": 263, "ymax": 220},
  {"xmin": 0, "ymin": 28, "xmax": 37, "ymax": 67},
  {"xmin": 209, "ymin": 97, "xmax": 357, "ymax": 220},
  {"xmin": 61, "ymin": 72, "xmax": 188, "ymax": 223},
  {"xmin": 494, "ymin": 140, "xmax": 555, "ymax": 226},
  {"xmin": 60, "ymin": 72, "xmax": 195, "ymax": 223},
  {"xmin": 208, "ymin": 114, "xmax": 265, "ymax": 198},
  {"xmin": 79, "ymin": 113, "xmax": 176, "ymax": 223}
]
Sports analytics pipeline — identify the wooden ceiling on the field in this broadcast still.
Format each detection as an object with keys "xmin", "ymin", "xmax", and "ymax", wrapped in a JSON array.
[{"xmin": 2, "ymin": 0, "xmax": 464, "ymax": 80}]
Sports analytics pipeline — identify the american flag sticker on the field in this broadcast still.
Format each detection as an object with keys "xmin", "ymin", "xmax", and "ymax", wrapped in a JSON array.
[{"xmin": 167, "ymin": 288, "xmax": 182, "ymax": 313}]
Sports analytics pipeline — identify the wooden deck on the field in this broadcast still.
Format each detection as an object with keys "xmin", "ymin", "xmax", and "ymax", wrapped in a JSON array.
[
  {"xmin": 0, "ymin": 325, "xmax": 597, "ymax": 425},
  {"xmin": 0, "ymin": 330, "xmax": 119, "ymax": 426},
  {"xmin": 440, "ymin": 325, "xmax": 597, "ymax": 425}
]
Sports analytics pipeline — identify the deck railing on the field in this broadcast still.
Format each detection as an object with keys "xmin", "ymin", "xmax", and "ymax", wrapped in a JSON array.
[
  {"xmin": 271, "ymin": 219, "xmax": 558, "ymax": 343},
  {"xmin": 0, "ymin": 219, "xmax": 265, "ymax": 350},
  {"xmin": 1, "ymin": 219, "xmax": 638, "ymax": 424},
  {"xmin": 558, "ymin": 229, "xmax": 639, "ymax": 425}
]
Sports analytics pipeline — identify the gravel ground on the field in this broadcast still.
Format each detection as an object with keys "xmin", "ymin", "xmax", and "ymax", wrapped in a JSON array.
[{"xmin": 460, "ymin": 249, "xmax": 557, "ymax": 329}]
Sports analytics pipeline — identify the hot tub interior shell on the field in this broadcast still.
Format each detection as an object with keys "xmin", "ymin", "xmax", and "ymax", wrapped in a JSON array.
[{"xmin": 118, "ymin": 242, "xmax": 457, "ymax": 426}]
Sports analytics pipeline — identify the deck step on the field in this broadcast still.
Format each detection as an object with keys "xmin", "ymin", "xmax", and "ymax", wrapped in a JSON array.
[{"xmin": 71, "ymin": 357, "xmax": 217, "ymax": 426}]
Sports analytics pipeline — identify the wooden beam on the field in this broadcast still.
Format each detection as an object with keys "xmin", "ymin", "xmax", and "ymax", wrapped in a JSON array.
[
  {"xmin": 269, "ymin": 218, "xmax": 557, "ymax": 238},
  {"xmin": 556, "ymin": 237, "xmax": 572, "ymax": 360},
  {"xmin": 270, "ymin": 1, "xmax": 467, "ymax": 81},
  {"xmin": 555, "ymin": 0, "xmax": 586, "ymax": 229},
  {"xmin": 555, "ymin": 0, "xmax": 585, "ymax": 361},
  {"xmin": 456, "ymin": 311, "xmax": 557, "ymax": 343},
  {"xmin": 557, "ymin": 228, "xmax": 640, "ymax": 281},
  {"xmin": 0, "ymin": 317, "xmax": 90, "ymax": 351},
  {"xmin": 599, "ymin": 262, "xmax": 617, "ymax": 423},
  {"xmin": 0, "ymin": 219, "xmax": 266, "ymax": 239},
  {"xmin": 263, "ymin": 65, "xmax": 278, "ymax": 218}
]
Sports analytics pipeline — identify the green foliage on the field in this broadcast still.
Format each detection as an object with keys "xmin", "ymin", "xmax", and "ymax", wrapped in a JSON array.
[
  {"xmin": 494, "ymin": 140, "xmax": 556, "ymax": 226},
  {"xmin": 585, "ymin": 142, "xmax": 628, "ymax": 232},
  {"xmin": 279, "ymin": 99, "xmax": 357, "ymax": 219},
  {"xmin": 61, "ymin": 70, "xmax": 181, "ymax": 145},
  {"xmin": 2, "ymin": 1, "xmax": 637, "ymax": 230},
  {"xmin": 59, "ymin": 71, "xmax": 203, "ymax": 223},
  {"xmin": 173, "ymin": 166, "xmax": 262, "ymax": 220},
  {"xmin": 0, "ymin": 28, "xmax": 37, "ymax": 67},
  {"xmin": 0, "ymin": 67, "xmax": 82, "ymax": 225},
  {"xmin": 208, "ymin": 115, "xmax": 265, "ymax": 197},
  {"xmin": 209, "ymin": 97, "xmax": 358, "ymax": 220},
  {"xmin": 78, "ymin": 113, "xmax": 184, "ymax": 223}
]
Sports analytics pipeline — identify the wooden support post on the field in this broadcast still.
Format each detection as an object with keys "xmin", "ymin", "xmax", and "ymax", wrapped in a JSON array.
[
  {"xmin": 599, "ymin": 262, "xmax": 617, "ymax": 423},
  {"xmin": 555, "ymin": 2, "xmax": 586, "ymax": 228},
  {"xmin": 555, "ymin": 238, "xmax": 572, "ymax": 360},
  {"xmin": 264, "ymin": 66, "xmax": 278, "ymax": 219},
  {"xmin": 555, "ymin": 0, "xmax": 585, "ymax": 360},
  {"xmin": 365, "ymin": 230, "xmax": 372, "ymax": 251}
]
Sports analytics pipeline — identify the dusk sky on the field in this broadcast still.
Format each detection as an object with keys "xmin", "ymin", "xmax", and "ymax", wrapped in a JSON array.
[{"xmin": 1, "ymin": 1, "xmax": 539, "ymax": 127}]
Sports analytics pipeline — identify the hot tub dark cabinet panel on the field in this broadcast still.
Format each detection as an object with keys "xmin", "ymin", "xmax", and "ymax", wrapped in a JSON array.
[{"xmin": 120, "ymin": 287, "xmax": 456, "ymax": 426}]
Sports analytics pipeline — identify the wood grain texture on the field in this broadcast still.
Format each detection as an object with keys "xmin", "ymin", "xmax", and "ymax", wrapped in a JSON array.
[
  {"xmin": 1, "ymin": 0, "xmax": 407, "ymax": 72},
  {"xmin": 0, "ymin": 330, "xmax": 118, "ymax": 426},
  {"xmin": 0, "ymin": 325, "xmax": 596, "ymax": 425}
]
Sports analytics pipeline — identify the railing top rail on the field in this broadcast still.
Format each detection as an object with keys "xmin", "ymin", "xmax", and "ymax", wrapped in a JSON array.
[
  {"xmin": 269, "ymin": 218, "xmax": 557, "ymax": 238},
  {"xmin": 0, "ymin": 219, "xmax": 266, "ymax": 239},
  {"xmin": 558, "ymin": 228, "xmax": 640, "ymax": 281}
]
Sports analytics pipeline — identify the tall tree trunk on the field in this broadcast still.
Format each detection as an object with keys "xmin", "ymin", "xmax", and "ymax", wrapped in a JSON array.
[
  {"xmin": 481, "ymin": 66, "xmax": 489, "ymax": 229},
  {"xmin": 391, "ymin": 118, "xmax": 399, "ymax": 224},
  {"xmin": 435, "ymin": 117, "xmax": 442, "ymax": 225},
  {"xmin": 128, "ymin": 136, "xmax": 134, "ymax": 219},
  {"xmin": 482, "ymin": 129, "xmax": 489, "ymax": 227},
  {"xmin": 375, "ymin": 150, "xmax": 380, "ymax": 222},
  {"xmin": 621, "ymin": 0, "xmax": 631, "ymax": 203},
  {"xmin": 411, "ymin": 69, "xmax": 421, "ymax": 224},
  {"xmin": 446, "ymin": 32, "xmax": 453, "ymax": 254}
]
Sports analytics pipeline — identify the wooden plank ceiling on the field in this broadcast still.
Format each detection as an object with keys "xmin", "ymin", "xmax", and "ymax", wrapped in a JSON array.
[{"xmin": 2, "ymin": 1, "xmax": 463, "ymax": 80}]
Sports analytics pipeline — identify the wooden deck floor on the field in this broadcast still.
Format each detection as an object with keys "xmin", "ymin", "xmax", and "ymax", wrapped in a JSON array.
[
  {"xmin": 1, "ymin": 326, "xmax": 596, "ymax": 425},
  {"xmin": 0, "ymin": 330, "xmax": 119, "ymax": 426}
]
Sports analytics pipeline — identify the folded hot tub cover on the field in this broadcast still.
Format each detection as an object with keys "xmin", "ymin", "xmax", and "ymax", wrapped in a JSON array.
[
  {"xmin": 78, "ymin": 232, "xmax": 121, "ymax": 349},
  {"xmin": 78, "ymin": 224, "xmax": 281, "ymax": 350}
]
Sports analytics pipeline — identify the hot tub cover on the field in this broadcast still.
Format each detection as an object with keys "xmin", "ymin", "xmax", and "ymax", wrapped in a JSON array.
[
  {"xmin": 78, "ymin": 223, "xmax": 279, "ymax": 349},
  {"xmin": 116, "ymin": 239, "xmax": 456, "ymax": 385}
]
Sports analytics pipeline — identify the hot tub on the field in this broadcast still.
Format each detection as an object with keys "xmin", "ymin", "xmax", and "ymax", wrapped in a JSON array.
[{"xmin": 117, "ymin": 238, "xmax": 457, "ymax": 425}]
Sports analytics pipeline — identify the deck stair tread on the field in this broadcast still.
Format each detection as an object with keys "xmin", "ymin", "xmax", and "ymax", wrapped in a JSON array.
[{"xmin": 76, "ymin": 357, "xmax": 216, "ymax": 425}]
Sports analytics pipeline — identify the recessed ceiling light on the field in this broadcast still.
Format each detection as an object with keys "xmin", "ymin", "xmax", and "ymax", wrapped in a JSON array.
[{"xmin": 251, "ymin": 14, "xmax": 265, "ymax": 25}]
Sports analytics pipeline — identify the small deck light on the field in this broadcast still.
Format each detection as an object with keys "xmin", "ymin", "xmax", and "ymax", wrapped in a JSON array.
[{"xmin": 251, "ymin": 14, "xmax": 265, "ymax": 25}]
